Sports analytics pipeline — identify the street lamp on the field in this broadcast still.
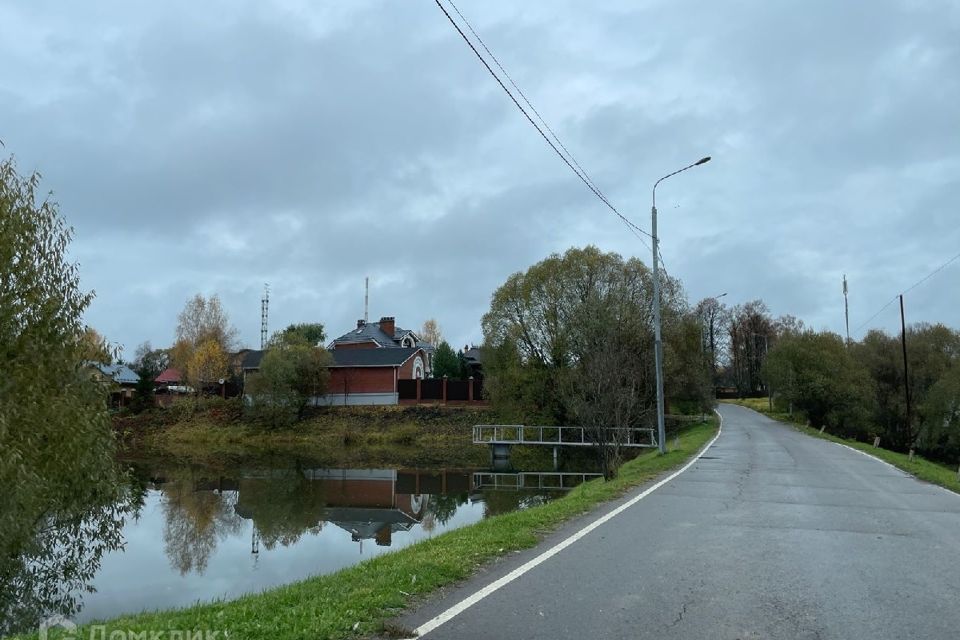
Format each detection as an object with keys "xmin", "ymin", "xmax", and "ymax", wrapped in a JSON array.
[{"xmin": 651, "ymin": 156, "xmax": 711, "ymax": 454}]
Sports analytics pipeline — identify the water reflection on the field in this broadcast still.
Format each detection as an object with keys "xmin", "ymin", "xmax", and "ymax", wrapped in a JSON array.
[
  {"xmin": 63, "ymin": 462, "xmax": 597, "ymax": 624},
  {"xmin": 0, "ymin": 474, "xmax": 143, "ymax": 636}
]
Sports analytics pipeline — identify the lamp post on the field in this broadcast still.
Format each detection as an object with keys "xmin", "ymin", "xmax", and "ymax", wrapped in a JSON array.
[{"xmin": 652, "ymin": 156, "xmax": 711, "ymax": 454}]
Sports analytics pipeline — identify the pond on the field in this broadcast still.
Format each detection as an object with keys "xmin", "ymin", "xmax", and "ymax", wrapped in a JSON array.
[{"xmin": 68, "ymin": 458, "xmax": 600, "ymax": 625}]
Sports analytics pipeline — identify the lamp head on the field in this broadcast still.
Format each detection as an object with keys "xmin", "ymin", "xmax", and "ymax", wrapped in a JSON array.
[{"xmin": 696, "ymin": 156, "xmax": 711, "ymax": 166}]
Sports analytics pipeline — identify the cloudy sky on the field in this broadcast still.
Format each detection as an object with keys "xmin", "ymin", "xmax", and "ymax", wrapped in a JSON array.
[{"xmin": 2, "ymin": 0, "xmax": 958, "ymax": 355}]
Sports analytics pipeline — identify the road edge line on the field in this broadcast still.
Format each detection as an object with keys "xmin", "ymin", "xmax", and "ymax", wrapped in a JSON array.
[{"xmin": 411, "ymin": 410, "xmax": 724, "ymax": 638}]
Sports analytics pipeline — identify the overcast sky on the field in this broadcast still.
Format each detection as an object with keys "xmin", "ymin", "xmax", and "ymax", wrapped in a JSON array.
[{"xmin": 2, "ymin": 1, "xmax": 958, "ymax": 356}]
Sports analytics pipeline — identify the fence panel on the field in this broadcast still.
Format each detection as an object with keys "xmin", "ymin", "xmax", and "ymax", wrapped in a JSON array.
[
  {"xmin": 447, "ymin": 380, "xmax": 469, "ymax": 401},
  {"xmin": 397, "ymin": 379, "xmax": 417, "ymax": 400},
  {"xmin": 421, "ymin": 378, "xmax": 443, "ymax": 400}
]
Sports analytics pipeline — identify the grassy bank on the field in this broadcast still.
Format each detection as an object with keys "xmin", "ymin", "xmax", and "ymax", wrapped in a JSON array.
[
  {"xmin": 117, "ymin": 404, "xmax": 501, "ymax": 468},
  {"xmin": 722, "ymin": 399, "xmax": 960, "ymax": 494},
  {"xmin": 41, "ymin": 418, "xmax": 718, "ymax": 640}
]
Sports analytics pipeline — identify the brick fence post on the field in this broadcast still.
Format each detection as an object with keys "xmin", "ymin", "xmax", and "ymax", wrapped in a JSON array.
[
  {"xmin": 416, "ymin": 378, "xmax": 422, "ymax": 404},
  {"xmin": 468, "ymin": 376, "xmax": 474, "ymax": 403},
  {"xmin": 442, "ymin": 375, "xmax": 448, "ymax": 404}
]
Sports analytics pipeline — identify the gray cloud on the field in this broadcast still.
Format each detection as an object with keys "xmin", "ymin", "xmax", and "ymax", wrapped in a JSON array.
[{"xmin": 1, "ymin": 0, "xmax": 957, "ymax": 355}]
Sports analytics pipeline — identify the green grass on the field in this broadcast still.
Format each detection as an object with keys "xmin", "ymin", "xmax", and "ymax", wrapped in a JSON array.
[
  {"xmin": 722, "ymin": 399, "xmax": 960, "ymax": 495},
  {"xmin": 33, "ymin": 419, "xmax": 718, "ymax": 640}
]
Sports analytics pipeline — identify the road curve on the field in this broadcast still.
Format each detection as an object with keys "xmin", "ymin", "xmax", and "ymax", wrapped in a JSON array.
[{"xmin": 396, "ymin": 403, "xmax": 960, "ymax": 639}]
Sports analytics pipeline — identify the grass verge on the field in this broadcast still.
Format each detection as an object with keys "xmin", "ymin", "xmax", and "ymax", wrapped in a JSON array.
[
  {"xmin": 722, "ymin": 399, "xmax": 960, "ymax": 495},
  {"xmin": 35, "ymin": 419, "xmax": 718, "ymax": 640}
]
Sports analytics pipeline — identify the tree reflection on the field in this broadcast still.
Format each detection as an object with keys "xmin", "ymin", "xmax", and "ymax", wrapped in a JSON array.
[
  {"xmin": 234, "ymin": 470, "xmax": 327, "ymax": 550},
  {"xmin": 427, "ymin": 492, "xmax": 467, "ymax": 526},
  {"xmin": 481, "ymin": 490, "xmax": 557, "ymax": 517},
  {"xmin": 0, "ymin": 473, "xmax": 144, "ymax": 636},
  {"xmin": 160, "ymin": 471, "xmax": 244, "ymax": 575}
]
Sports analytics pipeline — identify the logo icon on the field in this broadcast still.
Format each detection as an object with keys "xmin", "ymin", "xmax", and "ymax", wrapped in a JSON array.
[{"xmin": 39, "ymin": 615, "xmax": 77, "ymax": 640}]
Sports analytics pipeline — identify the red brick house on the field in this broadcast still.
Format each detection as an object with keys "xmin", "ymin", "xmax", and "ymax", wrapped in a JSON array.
[
  {"xmin": 324, "ymin": 347, "xmax": 426, "ymax": 405},
  {"xmin": 322, "ymin": 316, "xmax": 431, "ymax": 405}
]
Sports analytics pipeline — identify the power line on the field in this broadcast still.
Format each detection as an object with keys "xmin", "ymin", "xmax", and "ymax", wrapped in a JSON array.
[
  {"xmin": 446, "ymin": 0, "xmax": 604, "ymax": 197},
  {"xmin": 853, "ymin": 248, "xmax": 960, "ymax": 334},
  {"xmin": 433, "ymin": 0, "xmax": 653, "ymax": 251}
]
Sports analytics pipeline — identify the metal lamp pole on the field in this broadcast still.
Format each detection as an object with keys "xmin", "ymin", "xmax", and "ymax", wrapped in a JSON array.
[{"xmin": 652, "ymin": 156, "xmax": 711, "ymax": 453}]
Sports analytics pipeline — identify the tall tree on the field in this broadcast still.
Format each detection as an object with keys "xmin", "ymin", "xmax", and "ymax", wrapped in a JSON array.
[
  {"xmin": 482, "ymin": 245, "xmax": 699, "ymax": 471},
  {"xmin": 129, "ymin": 342, "xmax": 169, "ymax": 413},
  {"xmin": 763, "ymin": 330, "xmax": 871, "ymax": 437},
  {"xmin": 420, "ymin": 318, "xmax": 442, "ymax": 346},
  {"xmin": 280, "ymin": 323, "xmax": 326, "ymax": 346},
  {"xmin": 694, "ymin": 297, "xmax": 729, "ymax": 385},
  {"xmin": 171, "ymin": 293, "xmax": 237, "ymax": 395},
  {"xmin": 432, "ymin": 340, "xmax": 462, "ymax": 378},
  {"xmin": 245, "ymin": 331, "xmax": 333, "ymax": 424},
  {"xmin": 0, "ymin": 155, "xmax": 136, "ymax": 633},
  {"xmin": 79, "ymin": 326, "xmax": 113, "ymax": 364},
  {"xmin": 727, "ymin": 300, "xmax": 775, "ymax": 395}
]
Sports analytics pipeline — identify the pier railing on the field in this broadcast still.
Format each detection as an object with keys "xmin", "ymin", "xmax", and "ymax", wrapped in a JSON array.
[
  {"xmin": 472, "ymin": 425, "xmax": 657, "ymax": 448},
  {"xmin": 472, "ymin": 471, "xmax": 604, "ymax": 491}
]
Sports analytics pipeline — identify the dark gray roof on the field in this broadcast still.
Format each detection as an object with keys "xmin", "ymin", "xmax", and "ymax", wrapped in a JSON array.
[
  {"xmin": 331, "ymin": 322, "xmax": 400, "ymax": 348},
  {"xmin": 463, "ymin": 347, "xmax": 483, "ymax": 364},
  {"xmin": 241, "ymin": 350, "xmax": 264, "ymax": 369},
  {"xmin": 331, "ymin": 320, "xmax": 433, "ymax": 351},
  {"xmin": 329, "ymin": 347, "xmax": 421, "ymax": 368}
]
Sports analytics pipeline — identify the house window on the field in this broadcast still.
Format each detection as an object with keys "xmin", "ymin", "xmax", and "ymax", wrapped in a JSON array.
[{"xmin": 413, "ymin": 356, "xmax": 424, "ymax": 379}]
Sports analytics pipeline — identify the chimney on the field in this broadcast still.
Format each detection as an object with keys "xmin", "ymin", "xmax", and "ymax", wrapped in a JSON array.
[
  {"xmin": 379, "ymin": 316, "xmax": 395, "ymax": 337},
  {"xmin": 357, "ymin": 319, "xmax": 366, "ymax": 329}
]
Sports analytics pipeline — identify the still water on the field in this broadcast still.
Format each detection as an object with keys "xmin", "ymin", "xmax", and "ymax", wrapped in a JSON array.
[{"xmin": 75, "ymin": 460, "xmax": 598, "ymax": 624}]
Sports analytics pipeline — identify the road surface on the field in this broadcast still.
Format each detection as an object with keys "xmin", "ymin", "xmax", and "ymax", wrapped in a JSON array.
[{"xmin": 396, "ymin": 403, "xmax": 960, "ymax": 639}]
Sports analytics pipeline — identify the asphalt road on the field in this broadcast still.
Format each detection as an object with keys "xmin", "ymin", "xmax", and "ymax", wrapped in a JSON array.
[{"xmin": 396, "ymin": 403, "xmax": 960, "ymax": 639}]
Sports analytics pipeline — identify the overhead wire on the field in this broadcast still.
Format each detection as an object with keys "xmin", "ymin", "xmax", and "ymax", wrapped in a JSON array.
[
  {"xmin": 433, "ymin": 0, "xmax": 654, "ymax": 252},
  {"xmin": 853, "ymin": 248, "xmax": 960, "ymax": 334}
]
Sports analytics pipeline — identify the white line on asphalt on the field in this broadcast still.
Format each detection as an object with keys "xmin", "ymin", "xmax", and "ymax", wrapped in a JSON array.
[
  {"xmin": 410, "ymin": 411, "xmax": 725, "ymax": 638},
  {"xmin": 832, "ymin": 441, "xmax": 960, "ymax": 499}
]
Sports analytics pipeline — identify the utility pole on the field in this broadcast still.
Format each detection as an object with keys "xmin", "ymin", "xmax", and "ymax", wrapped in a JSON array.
[
  {"xmin": 843, "ymin": 274, "xmax": 850, "ymax": 346},
  {"xmin": 651, "ymin": 156, "xmax": 711, "ymax": 454},
  {"xmin": 899, "ymin": 294, "xmax": 911, "ymax": 444}
]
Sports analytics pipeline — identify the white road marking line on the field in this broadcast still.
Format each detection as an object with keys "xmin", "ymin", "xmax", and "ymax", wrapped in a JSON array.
[
  {"xmin": 411, "ymin": 411, "xmax": 724, "ymax": 638},
  {"xmin": 832, "ymin": 441, "xmax": 960, "ymax": 499}
]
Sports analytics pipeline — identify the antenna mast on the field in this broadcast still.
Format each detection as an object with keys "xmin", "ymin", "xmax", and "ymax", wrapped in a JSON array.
[
  {"xmin": 261, "ymin": 283, "xmax": 270, "ymax": 349},
  {"xmin": 364, "ymin": 277, "xmax": 369, "ymax": 323},
  {"xmin": 843, "ymin": 274, "xmax": 850, "ymax": 345}
]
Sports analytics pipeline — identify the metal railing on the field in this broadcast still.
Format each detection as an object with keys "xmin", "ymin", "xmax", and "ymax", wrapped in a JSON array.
[
  {"xmin": 472, "ymin": 425, "xmax": 657, "ymax": 448},
  {"xmin": 473, "ymin": 471, "xmax": 604, "ymax": 491}
]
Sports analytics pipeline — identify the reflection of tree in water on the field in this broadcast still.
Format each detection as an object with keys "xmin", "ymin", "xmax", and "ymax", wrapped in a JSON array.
[
  {"xmin": 481, "ymin": 491, "xmax": 557, "ymax": 518},
  {"xmin": 427, "ymin": 492, "xmax": 468, "ymax": 526},
  {"xmin": 0, "ymin": 474, "xmax": 144, "ymax": 636},
  {"xmin": 160, "ymin": 471, "xmax": 244, "ymax": 576},
  {"xmin": 234, "ymin": 471, "xmax": 327, "ymax": 550}
]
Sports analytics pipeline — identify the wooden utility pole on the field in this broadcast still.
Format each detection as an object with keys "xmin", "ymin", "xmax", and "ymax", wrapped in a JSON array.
[
  {"xmin": 899, "ymin": 295, "xmax": 911, "ymax": 443},
  {"xmin": 843, "ymin": 274, "xmax": 850, "ymax": 345}
]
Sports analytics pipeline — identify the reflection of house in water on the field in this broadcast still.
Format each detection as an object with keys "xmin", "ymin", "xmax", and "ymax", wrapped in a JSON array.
[
  {"xmin": 229, "ymin": 468, "xmax": 474, "ymax": 550},
  {"xmin": 303, "ymin": 469, "xmax": 470, "ymax": 548},
  {"xmin": 304, "ymin": 469, "xmax": 425, "ymax": 548}
]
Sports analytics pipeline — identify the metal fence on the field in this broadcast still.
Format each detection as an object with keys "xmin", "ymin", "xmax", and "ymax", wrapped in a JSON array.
[{"xmin": 472, "ymin": 424, "xmax": 657, "ymax": 448}]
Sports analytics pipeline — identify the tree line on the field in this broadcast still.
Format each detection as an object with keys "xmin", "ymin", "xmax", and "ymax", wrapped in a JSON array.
[{"xmin": 694, "ymin": 296, "xmax": 960, "ymax": 462}]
